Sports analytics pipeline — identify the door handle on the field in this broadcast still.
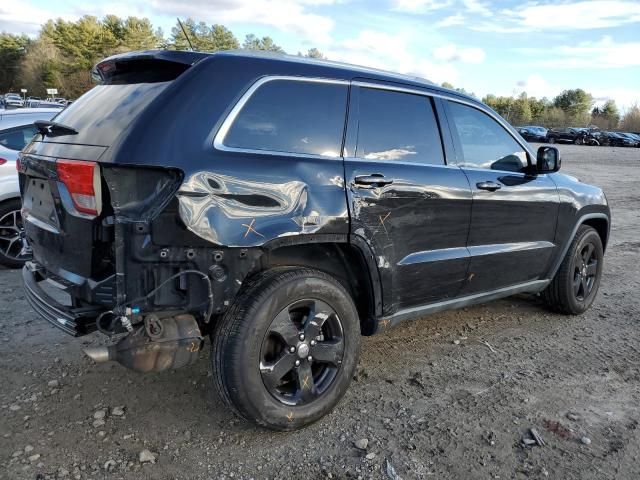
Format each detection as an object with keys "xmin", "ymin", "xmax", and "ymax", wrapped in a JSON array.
[
  {"xmin": 354, "ymin": 174, "xmax": 393, "ymax": 187},
  {"xmin": 476, "ymin": 181, "xmax": 502, "ymax": 192}
]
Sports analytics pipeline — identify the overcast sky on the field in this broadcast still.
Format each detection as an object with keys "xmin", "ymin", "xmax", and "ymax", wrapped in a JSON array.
[{"xmin": 2, "ymin": 0, "xmax": 639, "ymax": 110}]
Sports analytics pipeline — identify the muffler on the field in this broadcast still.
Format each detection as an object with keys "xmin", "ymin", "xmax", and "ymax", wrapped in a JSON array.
[{"xmin": 84, "ymin": 313, "xmax": 203, "ymax": 373}]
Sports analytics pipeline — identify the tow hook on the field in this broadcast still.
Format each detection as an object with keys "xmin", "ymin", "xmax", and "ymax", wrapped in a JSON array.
[{"xmin": 83, "ymin": 314, "xmax": 203, "ymax": 372}]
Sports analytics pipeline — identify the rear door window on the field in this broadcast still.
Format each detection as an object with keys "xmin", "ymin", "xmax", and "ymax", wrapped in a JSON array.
[
  {"xmin": 355, "ymin": 87, "xmax": 444, "ymax": 165},
  {"xmin": 223, "ymin": 80, "xmax": 348, "ymax": 157},
  {"xmin": 446, "ymin": 101, "xmax": 528, "ymax": 173}
]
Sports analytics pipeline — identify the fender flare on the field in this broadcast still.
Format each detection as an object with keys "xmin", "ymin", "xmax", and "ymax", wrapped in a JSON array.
[{"xmin": 547, "ymin": 212, "xmax": 609, "ymax": 279}]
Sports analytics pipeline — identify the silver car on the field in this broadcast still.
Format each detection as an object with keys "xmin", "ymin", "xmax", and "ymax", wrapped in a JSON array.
[{"xmin": 0, "ymin": 107, "xmax": 62, "ymax": 267}]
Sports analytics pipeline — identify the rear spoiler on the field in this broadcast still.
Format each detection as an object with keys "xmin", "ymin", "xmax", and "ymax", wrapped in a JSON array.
[{"xmin": 92, "ymin": 50, "xmax": 211, "ymax": 85}]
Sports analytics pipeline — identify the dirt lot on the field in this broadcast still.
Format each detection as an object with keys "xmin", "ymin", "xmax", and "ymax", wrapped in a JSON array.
[{"xmin": 1, "ymin": 144, "xmax": 639, "ymax": 480}]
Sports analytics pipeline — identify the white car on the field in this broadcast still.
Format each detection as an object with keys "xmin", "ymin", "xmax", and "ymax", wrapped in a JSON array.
[{"xmin": 0, "ymin": 108, "xmax": 62, "ymax": 267}]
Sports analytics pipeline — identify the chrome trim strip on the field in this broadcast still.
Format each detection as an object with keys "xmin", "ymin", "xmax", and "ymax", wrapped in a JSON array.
[
  {"xmin": 213, "ymin": 76, "xmax": 350, "ymax": 159},
  {"xmin": 398, "ymin": 241, "xmax": 554, "ymax": 266},
  {"xmin": 398, "ymin": 246, "xmax": 469, "ymax": 265},
  {"xmin": 468, "ymin": 241, "xmax": 554, "ymax": 257},
  {"xmin": 382, "ymin": 279, "xmax": 550, "ymax": 327}
]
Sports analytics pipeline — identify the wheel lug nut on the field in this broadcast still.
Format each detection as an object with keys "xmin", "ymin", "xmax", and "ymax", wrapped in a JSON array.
[
  {"xmin": 310, "ymin": 340, "xmax": 316, "ymax": 346},
  {"xmin": 289, "ymin": 346, "xmax": 296, "ymax": 353},
  {"xmin": 299, "ymin": 334, "xmax": 305, "ymax": 341},
  {"xmin": 295, "ymin": 359, "xmax": 300, "ymax": 366},
  {"xmin": 307, "ymin": 356, "xmax": 313, "ymax": 362}
]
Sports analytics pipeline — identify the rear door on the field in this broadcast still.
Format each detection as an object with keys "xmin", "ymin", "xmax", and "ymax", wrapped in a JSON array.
[
  {"xmin": 344, "ymin": 83, "xmax": 472, "ymax": 313},
  {"xmin": 442, "ymin": 99, "xmax": 559, "ymax": 295}
]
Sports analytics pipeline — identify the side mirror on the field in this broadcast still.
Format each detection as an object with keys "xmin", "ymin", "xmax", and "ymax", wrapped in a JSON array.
[{"xmin": 537, "ymin": 146, "xmax": 561, "ymax": 173}]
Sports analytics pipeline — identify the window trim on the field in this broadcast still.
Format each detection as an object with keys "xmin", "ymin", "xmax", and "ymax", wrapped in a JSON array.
[{"xmin": 213, "ymin": 75, "xmax": 350, "ymax": 159}]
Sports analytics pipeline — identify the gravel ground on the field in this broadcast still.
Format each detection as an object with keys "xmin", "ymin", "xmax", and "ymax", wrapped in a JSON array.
[{"xmin": 1, "ymin": 144, "xmax": 639, "ymax": 480}]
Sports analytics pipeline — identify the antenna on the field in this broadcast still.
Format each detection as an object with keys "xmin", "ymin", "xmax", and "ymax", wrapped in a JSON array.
[{"xmin": 177, "ymin": 18, "xmax": 195, "ymax": 51}]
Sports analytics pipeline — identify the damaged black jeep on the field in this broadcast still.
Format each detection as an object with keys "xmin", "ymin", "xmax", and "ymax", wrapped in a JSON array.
[{"xmin": 20, "ymin": 50, "xmax": 610, "ymax": 430}]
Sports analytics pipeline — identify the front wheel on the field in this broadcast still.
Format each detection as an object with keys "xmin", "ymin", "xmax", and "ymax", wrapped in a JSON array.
[
  {"xmin": 542, "ymin": 225, "xmax": 603, "ymax": 314},
  {"xmin": 211, "ymin": 268, "xmax": 361, "ymax": 430},
  {"xmin": 0, "ymin": 199, "xmax": 32, "ymax": 268},
  {"xmin": 547, "ymin": 137, "xmax": 556, "ymax": 144}
]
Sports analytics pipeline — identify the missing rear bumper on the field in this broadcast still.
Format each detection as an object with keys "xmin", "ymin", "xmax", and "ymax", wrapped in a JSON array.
[{"xmin": 22, "ymin": 262, "xmax": 103, "ymax": 336}]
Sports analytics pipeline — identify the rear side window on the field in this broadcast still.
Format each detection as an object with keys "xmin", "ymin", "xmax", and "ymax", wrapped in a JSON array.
[
  {"xmin": 355, "ymin": 88, "xmax": 444, "ymax": 165},
  {"xmin": 51, "ymin": 83, "xmax": 170, "ymax": 146},
  {"xmin": 446, "ymin": 101, "xmax": 528, "ymax": 173},
  {"xmin": 223, "ymin": 80, "xmax": 348, "ymax": 157}
]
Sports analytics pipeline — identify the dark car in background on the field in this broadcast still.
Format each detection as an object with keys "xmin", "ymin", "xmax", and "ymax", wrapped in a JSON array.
[
  {"xmin": 598, "ymin": 131, "xmax": 637, "ymax": 147},
  {"xmin": 19, "ymin": 50, "xmax": 610, "ymax": 430},
  {"xmin": 546, "ymin": 127, "xmax": 591, "ymax": 144},
  {"xmin": 516, "ymin": 125, "xmax": 547, "ymax": 142}
]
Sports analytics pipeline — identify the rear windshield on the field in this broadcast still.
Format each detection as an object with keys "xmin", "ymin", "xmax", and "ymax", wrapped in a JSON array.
[{"xmin": 50, "ymin": 82, "xmax": 169, "ymax": 146}]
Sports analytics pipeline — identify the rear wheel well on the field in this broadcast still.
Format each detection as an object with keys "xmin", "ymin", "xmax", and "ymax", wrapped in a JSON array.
[
  {"xmin": 582, "ymin": 217, "xmax": 608, "ymax": 251},
  {"xmin": 256, "ymin": 243, "xmax": 376, "ymax": 335}
]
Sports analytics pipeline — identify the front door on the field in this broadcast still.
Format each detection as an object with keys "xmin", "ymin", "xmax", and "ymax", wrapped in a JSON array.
[
  {"xmin": 344, "ymin": 84, "xmax": 472, "ymax": 314},
  {"xmin": 443, "ymin": 100, "xmax": 560, "ymax": 295}
]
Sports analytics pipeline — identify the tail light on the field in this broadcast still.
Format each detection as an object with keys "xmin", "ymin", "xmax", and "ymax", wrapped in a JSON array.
[
  {"xmin": 0, "ymin": 158, "xmax": 7, "ymax": 166},
  {"xmin": 56, "ymin": 159, "xmax": 102, "ymax": 216}
]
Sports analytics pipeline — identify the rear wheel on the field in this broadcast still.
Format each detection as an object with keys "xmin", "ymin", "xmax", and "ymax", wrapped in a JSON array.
[
  {"xmin": 212, "ymin": 268, "xmax": 360, "ymax": 430},
  {"xmin": 542, "ymin": 225, "xmax": 603, "ymax": 314},
  {"xmin": 0, "ymin": 199, "xmax": 31, "ymax": 268},
  {"xmin": 574, "ymin": 137, "xmax": 583, "ymax": 145},
  {"xmin": 547, "ymin": 137, "xmax": 556, "ymax": 144}
]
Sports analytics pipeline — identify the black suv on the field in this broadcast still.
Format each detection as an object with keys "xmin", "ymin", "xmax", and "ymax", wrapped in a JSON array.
[
  {"xmin": 546, "ymin": 127, "xmax": 592, "ymax": 145},
  {"xmin": 19, "ymin": 50, "xmax": 610, "ymax": 430}
]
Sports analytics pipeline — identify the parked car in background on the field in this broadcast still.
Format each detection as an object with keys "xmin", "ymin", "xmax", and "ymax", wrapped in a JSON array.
[
  {"xmin": 618, "ymin": 132, "xmax": 640, "ymax": 147},
  {"xmin": 0, "ymin": 108, "xmax": 61, "ymax": 267},
  {"xmin": 598, "ymin": 131, "xmax": 637, "ymax": 147},
  {"xmin": 3, "ymin": 93, "xmax": 24, "ymax": 109},
  {"xmin": 20, "ymin": 49, "xmax": 610, "ymax": 430},
  {"xmin": 546, "ymin": 127, "xmax": 592, "ymax": 145},
  {"xmin": 516, "ymin": 125, "xmax": 547, "ymax": 142}
]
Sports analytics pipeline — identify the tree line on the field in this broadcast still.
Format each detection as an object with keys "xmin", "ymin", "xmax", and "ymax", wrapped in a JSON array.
[
  {"xmin": 0, "ymin": 16, "xmax": 322, "ymax": 99},
  {"xmin": 1, "ymin": 15, "xmax": 638, "ymax": 132}
]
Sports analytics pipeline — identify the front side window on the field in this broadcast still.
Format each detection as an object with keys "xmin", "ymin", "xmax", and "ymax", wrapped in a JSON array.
[
  {"xmin": 447, "ymin": 101, "xmax": 528, "ymax": 172},
  {"xmin": 0, "ymin": 125, "xmax": 38, "ymax": 151},
  {"xmin": 223, "ymin": 80, "xmax": 348, "ymax": 157},
  {"xmin": 355, "ymin": 88, "xmax": 444, "ymax": 165}
]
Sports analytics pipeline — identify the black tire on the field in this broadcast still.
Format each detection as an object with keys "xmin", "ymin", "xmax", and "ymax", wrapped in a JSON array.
[
  {"xmin": 0, "ymin": 198, "xmax": 31, "ymax": 269},
  {"xmin": 211, "ymin": 267, "xmax": 361, "ymax": 430},
  {"xmin": 574, "ymin": 137, "xmax": 582, "ymax": 145},
  {"xmin": 542, "ymin": 225, "xmax": 603, "ymax": 315},
  {"xmin": 547, "ymin": 137, "xmax": 556, "ymax": 144}
]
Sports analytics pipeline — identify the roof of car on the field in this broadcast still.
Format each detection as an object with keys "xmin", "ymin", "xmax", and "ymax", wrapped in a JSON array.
[{"xmin": 96, "ymin": 49, "xmax": 479, "ymax": 106}]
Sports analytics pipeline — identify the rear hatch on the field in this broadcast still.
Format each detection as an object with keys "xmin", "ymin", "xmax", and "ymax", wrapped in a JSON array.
[{"xmin": 19, "ymin": 50, "xmax": 208, "ymax": 289}]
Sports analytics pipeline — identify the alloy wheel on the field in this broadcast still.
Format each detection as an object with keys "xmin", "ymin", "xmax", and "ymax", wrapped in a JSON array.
[
  {"xmin": 259, "ymin": 298, "xmax": 345, "ymax": 406},
  {"xmin": 573, "ymin": 242, "xmax": 598, "ymax": 301},
  {"xmin": 0, "ymin": 209, "xmax": 31, "ymax": 262}
]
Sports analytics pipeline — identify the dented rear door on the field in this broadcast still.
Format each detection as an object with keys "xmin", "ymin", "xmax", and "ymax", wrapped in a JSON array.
[{"xmin": 344, "ymin": 82, "xmax": 472, "ymax": 315}]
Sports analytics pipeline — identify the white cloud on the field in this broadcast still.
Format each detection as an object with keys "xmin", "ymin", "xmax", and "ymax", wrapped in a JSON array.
[
  {"xmin": 541, "ymin": 36, "xmax": 640, "ymax": 69},
  {"xmin": 392, "ymin": 0, "xmax": 452, "ymax": 13},
  {"xmin": 326, "ymin": 29, "xmax": 461, "ymax": 85},
  {"xmin": 476, "ymin": 1, "xmax": 640, "ymax": 32},
  {"xmin": 435, "ymin": 13, "xmax": 466, "ymax": 27},
  {"xmin": 149, "ymin": 0, "xmax": 336, "ymax": 44},
  {"xmin": 462, "ymin": 0, "xmax": 491, "ymax": 17},
  {"xmin": 432, "ymin": 44, "xmax": 485, "ymax": 63}
]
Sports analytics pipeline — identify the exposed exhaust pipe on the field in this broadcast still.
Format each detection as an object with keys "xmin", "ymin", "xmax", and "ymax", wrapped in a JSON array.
[
  {"xmin": 83, "ymin": 313, "xmax": 203, "ymax": 373},
  {"xmin": 84, "ymin": 346, "xmax": 111, "ymax": 363}
]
